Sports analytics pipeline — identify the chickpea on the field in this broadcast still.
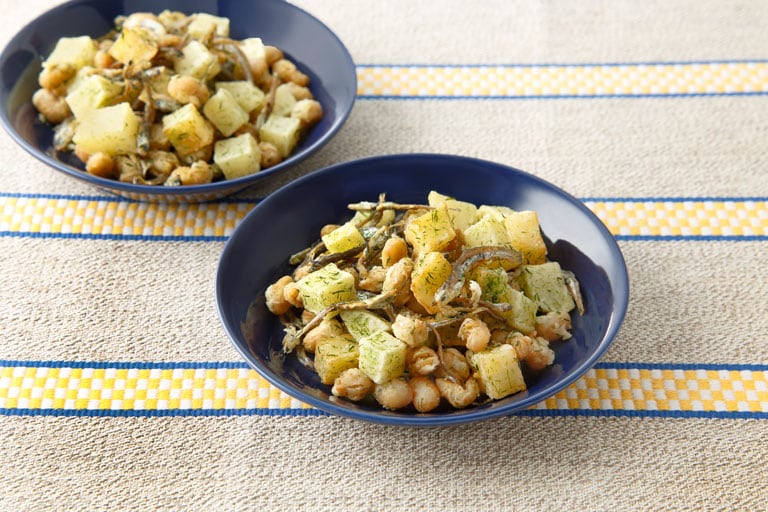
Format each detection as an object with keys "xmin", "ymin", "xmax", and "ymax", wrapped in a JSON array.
[
  {"xmin": 392, "ymin": 313, "xmax": 429, "ymax": 347},
  {"xmin": 409, "ymin": 377, "xmax": 441, "ymax": 413},
  {"xmin": 292, "ymin": 262, "xmax": 312, "ymax": 281},
  {"xmin": 272, "ymin": 58, "xmax": 309, "ymax": 86},
  {"xmin": 436, "ymin": 348, "xmax": 471, "ymax": 381},
  {"xmin": 73, "ymin": 145, "xmax": 91, "ymax": 164},
  {"xmin": 149, "ymin": 123, "xmax": 170, "ymax": 151},
  {"xmin": 281, "ymin": 82, "xmax": 313, "ymax": 101},
  {"xmin": 332, "ymin": 368, "xmax": 374, "ymax": 402},
  {"xmin": 265, "ymin": 275, "xmax": 293, "ymax": 315},
  {"xmin": 302, "ymin": 316, "xmax": 344, "ymax": 353},
  {"xmin": 31, "ymin": 88, "xmax": 71, "ymax": 124},
  {"xmin": 38, "ymin": 64, "xmax": 75, "ymax": 91},
  {"xmin": 381, "ymin": 236, "xmax": 408, "ymax": 268},
  {"xmin": 94, "ymin": 50, "xmax": 115, "ymax": 69},
  {"xmin": 382, "ymin": 257, "xmax": 414, "ymax": 304},
  {"xmin": 167, "ymin": 75, "xmax": 210, "ymax": 108},
  {"xmin": 291, "ymin": 99, "xmax": 323, "ymax": 129},
  {"xmin": 436, "ymin": 376, "xmax": 480, "ymax": 409},
  {"xmin": 407, "ymin": 346, "xmax": 440, "ymax": 375},
  {"xmin": 264, "ymin": 45, "xmax": 284, "ymax": 66},
  {"xmin": 147, "ymin": 150, "xmax": 179, "ymax": 176},
  {"xmin": 283, "ymin": 281, "xmax": 303, "ymax": 308},
  {"xmin": 507, "ymin": 333, "xmax": 554, "ymax": 371},
  {"xmin": 258, "ymin": 141, "xmax": 282, "ymax": 168},
  {"xmin": 85, "ymin": 152, "xmax": 115, "ymax": 179},
  {"xmin": 458, "ymin": 317, "xmax": 491, "ymax": 352},
  {"xmin": 166, "ymin": 161, "xmax": 213, "ymax": 186},
  {"xmin": 358, "ymin": 266, "xmax": 386, "ymax": 293},
  {"xmin": 373, "ymin": 378, "xmax": 413, "ymax": 410},
  {"xmin": 535, "ymin": 311, "xmax": 572, "ymax": 341}
]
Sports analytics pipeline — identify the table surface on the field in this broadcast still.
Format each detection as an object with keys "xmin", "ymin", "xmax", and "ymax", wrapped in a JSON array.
[{"xmin": 1, "ymin": 1, "xmax": 767, "ymax": 510}]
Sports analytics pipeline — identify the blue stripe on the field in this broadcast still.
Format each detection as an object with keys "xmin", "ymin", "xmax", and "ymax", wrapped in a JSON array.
[
  {"xmin": 357, "ymin": 59, "xmax": 768, "ymax": 68},
  {"xmin": 0, "ymin": 407, "xmax": 764, "ymax": 420},
  {"xmin": 359, "ymin": 92, "xmax": 768, "ymax": 101},
  {"xmin": 3, "ymin": 359, "xmax": 766, "ymax": 372}
]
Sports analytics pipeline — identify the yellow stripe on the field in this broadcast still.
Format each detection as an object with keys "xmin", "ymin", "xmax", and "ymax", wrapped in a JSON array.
[
  {"xmin": 357, "ymin": 62, "xmax": 768, "ymax": 97},
  {"xmin": 0, "ymin": 365, "xmax": 765, "ymax": 413},
  {"xmin": 1, "ymin": 197, "xmax": 766, "ymax": 238}
]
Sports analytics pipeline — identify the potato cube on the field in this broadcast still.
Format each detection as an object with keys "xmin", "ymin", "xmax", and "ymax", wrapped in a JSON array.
[
  {"xmin": 162, "ymin": 104, "xmax": 215, "ymax": 156},
  {"xmin": 213, "ymin": 133, "xmax": 261, "ymax": 180},
  {"xmin": 108, "ymin": 27, "xmax": 158, "ymax": 65},
  {"xmin": 315, "ymin": 335, "xmax": 359, "ymax": 385},
  {"xmin": 503, "ymin": 210, "xmax": 548, "ymax": 264},
  {"xmin": 427, "ymin": 191, "xmax": 478, "ymax": 232},
  {"xmin": 295, "ymin": 263, "xmax": 357, "ymax": 313},
  {"xmin": 340, "ymin": 310, "xmax": 392, "ymax": 342},
  {"xmin": 215, "ymin": 81, "xmax": 265, "ymax": 113},
  {"xmin": 463, "ymin": 216, "xmax": 511, "ymax": 248},
  {"xmin": 203, "ymin": 88, "xmax": 249, "ymax": 136},
  {"xmin": 272, "ymin": 83, "xmax": 297, "ymax": 117},
  {"xmin": 72, "ymin": 102, "xmax": 139, "ymax": 156},
  {"xmin": 470, "ymin": 266, "xmax": 537, "ymax": 333},
  {"xmin": 477, "ymin": 204, "xmax": 517, "ymax": 222},
  {"xmin": 65, "ymin": 74, "xmax": 122, "ymax": 119},
  {"xmin": 470, "ymin": 344, "xmax": 527, "ymax": 400},
  {"xmin": 519, "ymin": 261, "xmax": 576, "ymax": 314},
  {"xmin": 358, "ymin": 331, "xmax": 407, "ymax": 385},
  {"xmin": 258, "ymin": 115, "xmax": 301, "ymax": 157},
  {"xmin": 410, "ymin": 251, "xmax": 452, "ymax": 314},
  {"xmin": 175, "ymin": 40, "xmax": 221, "ymax": 79},
  {"xmin": 321, "ymin": 221, "xmax": 365, "ymax": 254},
  {"xmin": 405, "ymin": 204, "xmax": 457, "ymax": 255},
  {"xmin": 187, "ymin": 13, "xmax": 230, "ymax": 40},
  {"xmin": 43, "ymin": 36, "xmax": 96, "ymax": 71},
  {"xmin": 239, "ymin": 37, "xmax": 267, "ymax": 76}
]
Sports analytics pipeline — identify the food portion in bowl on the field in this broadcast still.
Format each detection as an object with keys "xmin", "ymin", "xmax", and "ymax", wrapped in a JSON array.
[
  {"xmin": 264, "ymin": 190, "xmax": 584, "ymax": 412},
  {"xmin": 31, "ymin": 11, "xmax": 323, "ymax": 186}
]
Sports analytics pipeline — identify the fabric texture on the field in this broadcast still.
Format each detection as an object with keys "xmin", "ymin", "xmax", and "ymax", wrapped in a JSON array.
[{"xmin": 0, "ymin": 1, "xmax": 766, "ymax": 511}]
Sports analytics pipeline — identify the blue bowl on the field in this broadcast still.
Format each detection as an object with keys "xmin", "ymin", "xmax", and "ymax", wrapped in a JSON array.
[
  {"xmin": 216, "ymin": 154, "xmax": 630, "ymax": 426},
  {"xmin": 0, "ymin": 0, "xmax": 356, "ymax": 202}
]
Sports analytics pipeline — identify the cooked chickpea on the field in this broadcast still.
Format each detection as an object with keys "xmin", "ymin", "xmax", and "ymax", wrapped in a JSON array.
[
  {"xmin": 291, "ymin": 99, "xmax": 323, "ymax": 128},
  {"xmin": 392, "ymin": 313, "xmax": 429, "ymax": 347},
  {"xmin": 147, "ymin": 150, "xmax": 179, "ymax": 177},
  {"xmin": 85, "ymin": 152, "xmax": 115, "ymax": 178},
  {"xmin": 458, "ymin": 317, "xmax": 491, "ymax": 352},
  {"xmin": 258, "ymin": 141, "xmax": 282, "ymax": 168},
  {"xmin": 167, "ymin": 75, "xmax": 210, "ymax": 108},
  {"xmin": 407, "ymin": 346, "xmax": 440, "ymax": 375},
  {"xmin": 381, "ymin": 236, "xmax": 408, "ymax": 268},
  {"xmin": 264, "ymin": 45, "xmax": 284, "ymax": 65},
  {"xmin": 281, "ymin": 82, "xmax": 313, "ymax": 101},
  {"xmin": 73, "ymin": 145, "xmax": 90, "ymax": 164},
  {"xmin": 436, "ymin": 376, "xmax": 480, "ymax": 409},
  {"xmin": 535, "ymin": 311, "xmax": 572, "ymax": 341},
  {"xmin": 283, "ymin": 281, "xmax": 303, "ymax": 308},
  {"xmin": 272, "ymin": 59, "xmax": 309, "ymax": 86},
  {"xmin": 525, "ymin": 337, "xmax": 555, "ymax": 371},
  {"xmin": 358, "ymin": 266, "xmax": 386, "ymax": 293},
  {"xmin": 265, "ymin": 275, "xmax": 293, "ymax": 315},
  {"xmin": 166, "ymin": 161, "xmax": 213, "ymax": 185},
  {"xmin": 332, "ymin": 368, "xmax": 374, "ymax": 402},
  {"xmin": 436, "ymin": 348, "xmax": 471, "ymax": 381},
  {"xmin": 94, "ymin": 50, "xmax": 116, "ymax": 69},
  {"xmin": 31, "ymin": 88, "xmax": 70, "ymax": 124},
  {"xmin": 409, "ymin": 377, "xmax": 441, "ymax": 413},
  {"xmin": 382, "ymin": 257, "xmax": 414, "ymax": 303},
  {"xmin": 373, "ymin": 378, "xmax": 413, "ymax": 410},
  {"xmin": 38, "ymin": 64, "xmax": 75, "ymax": 91},
  {"xmin": 149, "ymin": 123, "xmax": 170, "ymax": 151},
  {"xmin": 302, "ymin": 316, "xmax": 345, "ymax": 353}
]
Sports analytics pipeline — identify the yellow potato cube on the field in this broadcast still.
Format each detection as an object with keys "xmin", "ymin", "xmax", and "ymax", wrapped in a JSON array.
[
  {"xmin": 213, "ymin": 133, "xmax": 261, "ymax": 180},
  {"xmin": 258, "ymin": 115, "xmax": 301, "ymax": 157},
  {"xmin": 43, "ymin": 36, "xmax": 96, "ymax": 71},
  {"xmin": 471, "ymin": 344, "xmax": 527, "ymax": 400},
  {"xmin": 295, "ymin": 263, "xmax": 357, "ymax": 313},
  {"xmin": 108, "ymin": 27, "xmax": 158, "ymax": 65},
  {"xmin": 162, "ymin": 104, "xmax": 215, "ymax": 156},
  {"xmin": 321, "ymin": 221, "xmax": 365, "ymax": 254},
  {"xmin": 404, "ymin": 204, "xmax": 457, "ymax": 256},
  {"xmin": 175, "ymin": 40, "xmax": 221, "ymax": 79},
  {"xmin": 65, "ymin": 74, "xmax": 122, "ymax": 119},
  {"xmin": 340, "ymin": 310, "xmax": 392, "ymax": 342},
  {"xmin": 503, "ymin": 210, "xmax": 548, "ymax": 264},
  {"xmin": 187, "ymin": 13, "xmax": 230, "ymax": 40},
  {"xmin": 463, "ymin": 216, "xmax": 511, "ymax": 248},
  {"xmin": 203, "ymin": 88, "xmax": 249, "ymax": 137},
  {"xmin": 410, "ymin": 251, "xmax": 452, "ymax": 314},
  {"xmin": 239, "ymin": 37, "xmax": 267, "ymax": 76},
  {"xmin": 358, "ymin": 331, "xmax": 407, "ymax": 385},
  {"xmin": 315, "ymin": 335, "xmax": 359, "ymax": 385},
  {"xmin": 427, "ymin": 191, "xmax": 478, "ymax": 232},
  {"xmin": 272, "ymin": 84, "xmax": 297, "ymax": 117},
  {"xmin": 72, "ymin": 102, "xmax": 139, "ymax": 155},
  {"xmin": 215, "ymin": 81, "xmax": 265, "ymax": 113}
]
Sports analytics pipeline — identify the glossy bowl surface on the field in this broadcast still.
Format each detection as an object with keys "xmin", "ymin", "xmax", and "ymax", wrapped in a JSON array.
[
  {"xmin": 0, "ymin": 0, "xmax": 356, "ymax": 202},
  {"xmin": 216, "ymin": 154, "xmax": 630, "ymax": 426}
]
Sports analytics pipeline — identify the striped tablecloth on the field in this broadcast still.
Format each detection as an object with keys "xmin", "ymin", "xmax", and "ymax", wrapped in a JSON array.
[{"xmin": 1, "ymin": 1, "xmax": 766, "ymax": 510}]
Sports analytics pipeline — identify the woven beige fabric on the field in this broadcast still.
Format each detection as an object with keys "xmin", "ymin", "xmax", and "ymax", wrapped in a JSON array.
[{"xmin": 0, "ymin": 1, "xmax": 767, "ymax": 511}]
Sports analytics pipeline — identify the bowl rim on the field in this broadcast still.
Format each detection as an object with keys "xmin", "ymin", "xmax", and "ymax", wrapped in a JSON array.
[
  {"xmin": 216, "ymin": 153, "xmax": 630, "ymax": 426},
  {"xmin": 0, "ymin": 0, "xmax": 357, "ymax": 200}
]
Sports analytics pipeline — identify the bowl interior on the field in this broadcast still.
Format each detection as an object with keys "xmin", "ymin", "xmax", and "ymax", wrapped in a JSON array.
[
  {"xmin": 0, "ymin": 0, "xmax": 356, "ymax": 201},
  {"xmin": 216, "ymin": 154, "xmax": 630, "ymax": 426}
]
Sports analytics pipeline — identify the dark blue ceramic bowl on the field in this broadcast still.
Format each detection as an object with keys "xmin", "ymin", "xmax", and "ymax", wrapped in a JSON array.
[
  {"xmin": 216, "ymin": 154, "xmax": 630, "ymax": 426},
  {"xmin": 0, "ymin": 0, "xmax": 356, "ymax": 202}
]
